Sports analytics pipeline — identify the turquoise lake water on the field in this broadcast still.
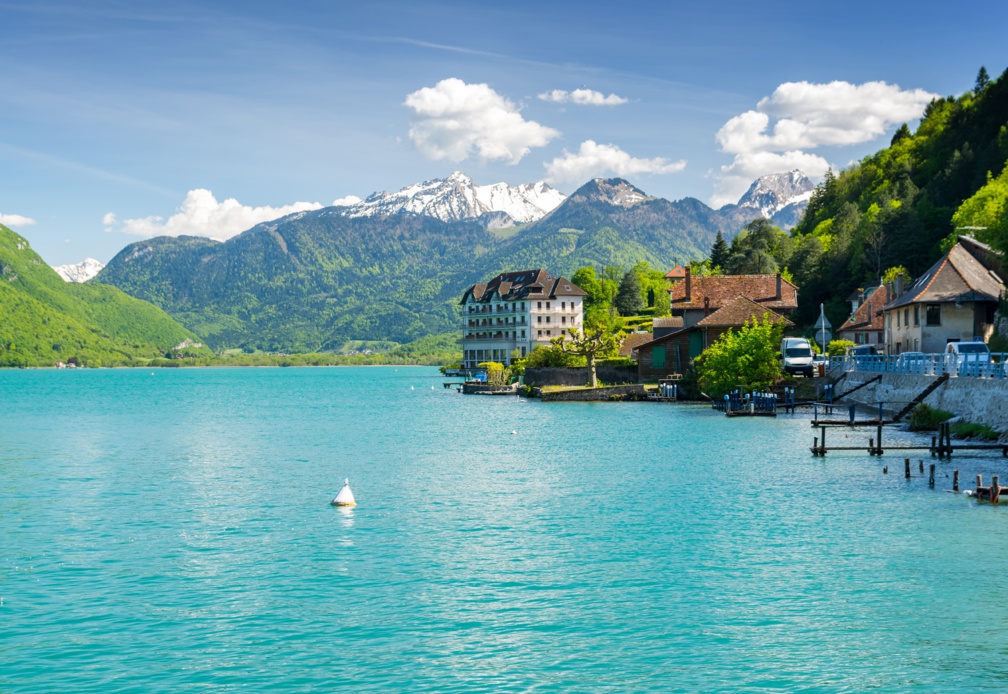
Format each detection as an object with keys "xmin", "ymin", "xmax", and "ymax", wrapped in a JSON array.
[{"xmin": 2, "ymin": 366, "xmax": 1008, "ymax": 691}]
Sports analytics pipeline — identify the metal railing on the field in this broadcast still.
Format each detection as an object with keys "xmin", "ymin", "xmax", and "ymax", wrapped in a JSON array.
[{"xmin": 829, "ymin": 353, "xmax": 1008, "ymax": 379}]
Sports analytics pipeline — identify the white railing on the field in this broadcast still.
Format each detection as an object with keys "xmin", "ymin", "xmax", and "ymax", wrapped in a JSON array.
[{"xmin": 829, "ymin": 353, "xmax": 1008, "ymax": 379}]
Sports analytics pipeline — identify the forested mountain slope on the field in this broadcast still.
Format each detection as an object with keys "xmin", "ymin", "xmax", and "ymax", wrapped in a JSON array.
[
  {"xmin": 97, "ymin": 178, "xmax": 765, "ymax": 351},
  {"xmin": 0, "ymin": 225, "xmax": 210, "ymax": 366}
]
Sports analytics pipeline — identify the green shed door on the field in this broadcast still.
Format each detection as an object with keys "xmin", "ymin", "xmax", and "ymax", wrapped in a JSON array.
[
  {"xmin": 689, "ymin": 332, "xmax": 703, "ymax": 359},
  {"xmin": 652, "ymin": 345, "xmax": 665, "ymax": 370}
]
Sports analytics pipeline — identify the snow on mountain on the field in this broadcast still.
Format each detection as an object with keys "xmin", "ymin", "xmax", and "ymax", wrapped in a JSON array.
[
  {"xmin": 332, "ymin": 171, "xmax": 566, "ymax": 225},
  {"xmin": 736, "ymin": 170, "xmax": 814, "ymax": 218},
  {"xmin": 53, "ymin": 258, "xmax": 105, "ymax": 283}
]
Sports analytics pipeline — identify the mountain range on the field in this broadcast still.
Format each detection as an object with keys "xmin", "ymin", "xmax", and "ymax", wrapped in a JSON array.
[
  {"xmin": 93, "ymin": 172, "xmax": 810, "ymax": 351},
  {"xmin": 53, "ymin": 257, "xmax": 105, "ymax": 283}
]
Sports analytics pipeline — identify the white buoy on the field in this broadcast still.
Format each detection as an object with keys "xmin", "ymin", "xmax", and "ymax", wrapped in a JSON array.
[
  {"xmin": 410, "ymin": 385, "xmax": 414, "ymax": 390},
  {"xmin": 331, "ymin": 478, "xmax": 357, "ymax": 507},
  {"xmin": 511, "ymin": 430, "xmax": 517, "ymax": 435},
  {"xmin": 431, "ymin": 385, "xmax": 435, "ymax": 390}
]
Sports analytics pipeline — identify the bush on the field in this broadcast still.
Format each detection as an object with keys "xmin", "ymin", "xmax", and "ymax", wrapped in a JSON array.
[
  {"xmin": 827, "ymin": 339, "xmax": 855, "ymax": 356},
  {"xmin": 695, "ymin": 316, "xmax": 784, "ymax": 398},
  {"xmin": 907, "ymin": 403, "xmax": 955, "ymax": 431},
  {"xmin": 951, "ymin": 421, "xmax": 1001, "ymax": 440}
]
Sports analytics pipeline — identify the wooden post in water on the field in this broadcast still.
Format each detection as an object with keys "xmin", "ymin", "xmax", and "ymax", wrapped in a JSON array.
[
  {"xmin": 820, "ymin": 426, "xmax": 826, "ymax": 455},
  {"xmin": 813, "ymin": 436, "xmax": 819, "ymax": 456},
  {"xmin": 993, "ymin": 475, "xmax": 1001, "ymax": 503},
  {"xmin": 876, "ymin": 424, "xmax": 883, "ymax": 455},
  {"xmin": 929, "ymin": 463, "xmax": 935, "ymax": 487},
  {"xmin": 904, "ymin": 458, "xmax": 911, "ymax": 479},
  {"xmin": 919, "ymin": 459, "xmax": 924, "ymax": 473},
  {"xmin": 931, "ymin": 435, "xmax": 937, "ymax": 457},
  {"xmin": 953, "ymin": 469, "xmax": 959, "ymax": 492},
  {"xmin": 977, "ymin": 474, "xmax": 983, "ymax": 499},
  {"xmin": 869, "ymin": 437, "xmax": 874, "ymax": 454}
]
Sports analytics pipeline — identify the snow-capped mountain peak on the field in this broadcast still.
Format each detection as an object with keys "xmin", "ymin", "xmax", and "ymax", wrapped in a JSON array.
[
  {"xmin": 737, "ymin": 170, "xmax": 814, "ymax": 218},
  {"xmin": 53, "ymin": 258, "xmax": 104, "ymax": 283},
  {"xmin": 332, "ymin": 171, "xmax": 566, "ymax": 226}
]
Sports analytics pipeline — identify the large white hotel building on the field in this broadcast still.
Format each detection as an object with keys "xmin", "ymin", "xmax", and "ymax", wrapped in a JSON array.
[{"xmin": 460, "ymin": 269, "xmax": 586, "ymax": 368}]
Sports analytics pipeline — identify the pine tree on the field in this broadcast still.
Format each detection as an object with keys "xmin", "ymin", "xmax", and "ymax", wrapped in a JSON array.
[
  {"xmin": 975, "ymin": 66, "xmax": 990, "ymax": 95},
  {"xmin": 614, "ymin": 269, "xmax": 645, "ymax": 316},
  {"xmin": 709, "ymin": 231, "xmax": 729, "ymax": 270}
]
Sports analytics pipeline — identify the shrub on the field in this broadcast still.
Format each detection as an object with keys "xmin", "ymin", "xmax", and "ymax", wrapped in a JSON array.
[
  {"xmin": 907, "ymin": 403, "xmax": 955, "ymax": 431},
  {"xmin": 827, "ymin": 339, "xmax": 855, "ymax": 356},
  {"xmin": 951, "ymin": 421, "xmax": 1001, "ymax": 440}
]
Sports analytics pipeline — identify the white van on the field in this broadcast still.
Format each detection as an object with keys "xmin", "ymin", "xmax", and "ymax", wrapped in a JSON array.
[
  {"xmin": 946, "ymin": 341, "xmax": 992, "ymax": 376},
  {"xmin": 781, "ymin": 337, "xmax": 814, "ymax": 377}
]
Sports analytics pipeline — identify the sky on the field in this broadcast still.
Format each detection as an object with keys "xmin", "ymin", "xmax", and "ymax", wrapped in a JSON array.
[{"xmin": 1, "ymin": 0, "xmax": 1006, "ymax": 266}]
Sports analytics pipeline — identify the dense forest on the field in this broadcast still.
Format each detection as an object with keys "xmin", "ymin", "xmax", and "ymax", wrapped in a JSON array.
[{"xmin": 780, "ymin": 66, "xmax": 1008, "ymax": 327}]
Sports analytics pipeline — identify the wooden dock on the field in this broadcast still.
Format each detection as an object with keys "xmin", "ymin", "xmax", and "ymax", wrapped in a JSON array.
[{"xmin": 811, "ymin": 420, "xmax": 1008, "ymax": 458}]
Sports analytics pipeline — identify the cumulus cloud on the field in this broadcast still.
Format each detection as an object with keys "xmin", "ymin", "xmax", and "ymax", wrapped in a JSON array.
[
  {"xmin": 538, "ymin": 89, "xmax": 628, "ymax": 106},
  {"xmin": 117, "ymin": 189, "xmax": 322, "ymax": 241},
  {"xmin": 102, "ymin": 212, "xmax": 117, "ymax": 225},
  {"xmin": 0, "ymin": 213, "xmax": 36, "ymax": 227},
  {"xmin": 405, "ymin": 78, "xmax": 559, "ymax": 163},
  {"xmin": 332, "ymin": 195, "xmax": 363, "ymax": 207},
  {"xmin": 545, "ymin": 140, "xmax": 686, "ymax": 186},
  {"xmin": 712, "ymin": 80, "xmax": 937, "ymax": 207}
]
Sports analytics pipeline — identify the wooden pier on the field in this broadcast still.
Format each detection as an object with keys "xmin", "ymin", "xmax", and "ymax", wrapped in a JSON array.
[{"xmin": 811, "ymin": 419, "xmax": 1008, "ymax": 458}]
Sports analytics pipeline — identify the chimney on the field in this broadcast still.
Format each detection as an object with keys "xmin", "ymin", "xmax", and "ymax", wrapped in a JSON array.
[
  {"xmin": 895, "ymin": 273, "xmax": 904, "ymax": 297},
  {"xmin": 704, "ymin": 297, "xmax": 710, "ymax": 317},
  {"xmin": 775, "ymin": 272, "xmax": 782, "ymax": 301},
  {"xmin": 684, "ymin": 266, "xmax": 692, "ymax": 302}
]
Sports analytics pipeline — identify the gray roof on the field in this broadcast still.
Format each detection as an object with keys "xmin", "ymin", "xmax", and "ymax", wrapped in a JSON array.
[{"xmin": 886, "ymin": 242, "xmax": 1005, "ymax": 310}]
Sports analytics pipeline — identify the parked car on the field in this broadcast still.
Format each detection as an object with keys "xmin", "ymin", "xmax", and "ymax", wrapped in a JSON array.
[
  {"xmin": 780, "ymin": 337, "xmax": 814, "ymax": 377},
  {"xmin": 846, "ymin": 344, "xmax": 879, "ymax": 370},
  {"xmin": 894, "ymin": 351, "xmax": 928, "ymax": 374},
  {"xmin": 946, "ymin": 341, "xmax": 993, "ymax": 376}
]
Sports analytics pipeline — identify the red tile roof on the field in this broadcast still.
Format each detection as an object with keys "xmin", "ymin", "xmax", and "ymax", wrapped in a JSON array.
[
  {"xmin": 694, "ymin": 295, "xmax": 793, "ymax": 328},
  {"xmin": 619, "ymin": 332, "xmax": 653, "ymax": 357},
  {"xmin": 839, "ymin": 286, "xmax": 889, "ymax": 332},
  {"xmin": 664, "ymin": 266, "xmax": 686, "ymax": 280},
  {"xmin": 670, "ymin": 273, "xmax": 798, "ymax": 312}
]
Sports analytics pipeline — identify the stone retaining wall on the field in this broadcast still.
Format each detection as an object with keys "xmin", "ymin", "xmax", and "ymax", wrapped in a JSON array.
[
  {"xmin": 839, "ymin": 371, "xmax": 1008, "ymax": 427},
  {"xmin": 525, "ymin": 365, "xmax": 637, "ymax": 387},
  {"xmin": 539, "ymin": 384, "xmax": 647, "ymax": 402}
]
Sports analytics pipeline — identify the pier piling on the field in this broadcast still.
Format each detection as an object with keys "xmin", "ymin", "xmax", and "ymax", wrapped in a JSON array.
[
  {"xmin": 954, "ymin": 469, "xmax": 959, "ymax": 492},
  {"xmin": 929, "ymin": 463, "xmax": 935, "ymax": 487},
  {"xmin": 905, "ymin": 458, "xmax": 911, "ymax": 479},
  {"xmin": 994, "ymin": 476, "xmax": 1001, "ymax": 503}
]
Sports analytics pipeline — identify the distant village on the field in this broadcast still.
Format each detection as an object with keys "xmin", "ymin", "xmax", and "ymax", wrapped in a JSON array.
[{"xmin": 459, "ymin": 235, "xmax": 1007, "ymax": 384}]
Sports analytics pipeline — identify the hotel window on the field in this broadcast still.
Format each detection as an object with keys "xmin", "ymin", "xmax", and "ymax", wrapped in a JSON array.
[
  {"xmin": 521, "ymin": 330, "xmax": 525, "ymax": 338},
  {"xmin": 537, "ymin": 330, "xmax": 542, "ymax": 337},
  {"xmin": 521, "ymin": 302, "xmax": 525, "ymax": 311},
  {"xmin": 537, "ymin": 301, "xmax": 541, "ymax": 309},
  {"xmin": 546, "ymin": 330, "xmax": 551, "ymax": 336},
  {"xmin": 562, "ymin": 302, "xmax": 566, "ymax": 310},
  {"xmin": 913, "ymin": 306, "xmax": 919, "ymax": 326},
  {"xmin": 546, "ymin": 316, "xmax": 551, "ymax": 323},
  {"xmin": 926, "ymin": 304, "xmax": 941, "ymax": 326},
  {"xmin": 562, "ymin": 316, "xmax": 566, "ymax": 324},
  {"xmin": 546, "ymin": 302, "xmax": 550, "ymax": 309},
  {"xmin": 538, "ymin": 316, "xmax": 542, "ymax": 324},
  {"xmin": 521, "ymin": 347, "xmax": 526, "ymax": 357}
]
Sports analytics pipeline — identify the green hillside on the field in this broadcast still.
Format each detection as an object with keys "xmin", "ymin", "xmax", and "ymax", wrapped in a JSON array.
[
  {"xmin": 789, "ymin": 65, "xmax": 1008, "ymax": 326},
  {"xmin": 0, "ymin": 225, "xmax": 211, "ymax": 366}
]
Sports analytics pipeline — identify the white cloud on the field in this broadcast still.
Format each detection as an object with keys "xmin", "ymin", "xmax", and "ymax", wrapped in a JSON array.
[
  {"xmin": 0, "ymin": 213, "xmax": 36, "ymax": 227},
  {"xmin": 405, "ymin": 78, "xmax": 559, "ymax": 163},
  {"xmin": 712, "ymin": 80, "xmax": 938, "ymax": 206},
  {"xmin": 545, "ymin": 140, "xmax": 686, "ymax": 185},
  {"xmin": 538, "ymin": 89, "xmax": 628, "ymax": 106},
  {"xmin": 332, "ymin": 195, "xmax": 363, "ymax": 207},
  {"xmin": 117, "ymin": 189, "xmax": 322, "ymax": 241},
  {"xmin": 102, "ymin": 212, "xmax": 117, "ymax": 226}
]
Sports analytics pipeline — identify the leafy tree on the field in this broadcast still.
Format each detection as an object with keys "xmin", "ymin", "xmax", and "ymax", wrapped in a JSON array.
[
  {"xmin": 951, "ymin": 165, "xmax": 1008, "ymax": 254},
  {"xmin": 709, "ymin": 231, "xmax": 729, "ymax": 270},
  {"xmin": 477, "ymin": 361, "xmax": 511, "ymax": 386},
  {"xmin": 614, "ymin": 269, "xmax": 645, "ymax": 315},
  {"xmin": 881, "ymin": 265, "xmax": 912, "ymax": 285},
  {"xmin": 891, "ymin": 123, "xmax": 912, "ymax": 146},
  {"xmin": 725, "ymin": 219, "xmax": 782, "ymax": 274},
  {"xmin": 571, "ymin": 267, "xmax": 606, "ymax": 309},
  {"xmin": 694, "ymin": 316, "xmax": 784, "ymax": 397},
  {"xmin": 553, "ymin": 327, "xmax": 622, "ymax": 388}
]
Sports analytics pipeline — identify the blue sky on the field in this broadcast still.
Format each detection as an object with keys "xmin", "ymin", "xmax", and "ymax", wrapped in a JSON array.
[{"xmin": 1, "ymin": 0, "xmax": 1005, "ymax": 265}]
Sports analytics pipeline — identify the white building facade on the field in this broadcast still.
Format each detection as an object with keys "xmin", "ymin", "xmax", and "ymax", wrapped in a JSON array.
[{"xmin": 461, "ymin": 269, "xmax": 586, "ymax": 368}]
